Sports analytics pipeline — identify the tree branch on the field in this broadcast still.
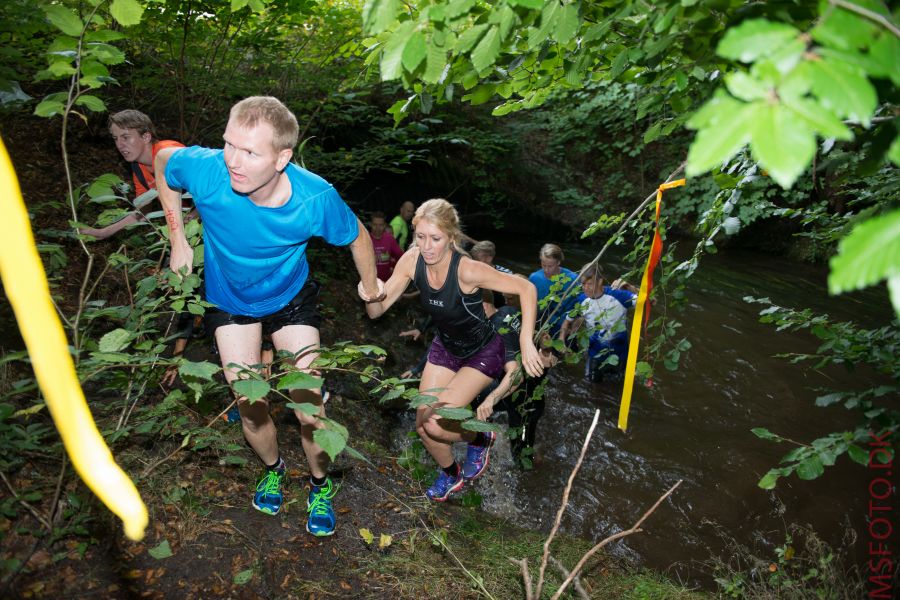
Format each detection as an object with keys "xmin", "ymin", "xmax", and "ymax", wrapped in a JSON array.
[{"xmin": 829, "ymin": 0, "xmax": 900, "ymax": 38}]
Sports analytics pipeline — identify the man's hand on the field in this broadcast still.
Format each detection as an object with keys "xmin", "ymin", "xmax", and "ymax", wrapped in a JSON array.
[
  {"xmin": 357, "ymin": 279, "xmax": 386, "ymax": 303},
  {"xmin": 170, "ymin": 239, "xmax": 194, "ymax": 276}
]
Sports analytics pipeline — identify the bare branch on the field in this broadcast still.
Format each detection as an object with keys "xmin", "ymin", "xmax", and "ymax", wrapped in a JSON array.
[
  {"xmin": 550, "ymin": 480, "xmax": 683, "ymax": 600},
  {"xmin": 549, "ymin": 556, "xmax": 590, "ymax": 600},
  {"xmin": 534, "ymin": 409, "xmax": 600, "ymax": 599}
]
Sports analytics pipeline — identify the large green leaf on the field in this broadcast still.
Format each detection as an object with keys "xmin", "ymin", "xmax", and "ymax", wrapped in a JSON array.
[
  {"xmin": 362, "ymin": 0, "xmax": 400, "ymax": 35},
  {"xmin": 148, "ymin": 539, "xmax": 173, "ymax": 559},
  {"xmin": 795, "ymin": 456, "xmax": 824, "ymax": 480},
  {"xmin": 285, "ymin": 402, "xmax": 321, "ymax": 417},
  {"xmin": 724, "ymin": 71, "xmax": 768, "ymax": 101},
  {"xmin": 435, "ymin": 406, "xmax": 473, "ymax": 420},
  {"xmin": 44, "ymin": 6, "xmax": 84, "ymax": 37},
  {"xmin": 811, "ymin": 0, "xmax": 879, "ymax": 51},
  {"xmin": 828, "ymin": 208, "xmax": 900, "ymax": 305},
  {"xmin": 99, "ymin": 328, "xmax": 131, "ymax": 353},
  {"xmin": 456, "ymin": 23, "xmax": 487, "ymax": 54},
  {"xmin": 749, "ymin": 103, "xmax": 816, "ymax": 189},
  {"xmin": 686, "ymin": 101, "xmax": 760, "ymax": 177},
  {"xmin": 402, "ymin": 30, "xmax": 427, "ymax": 72},
  {"xmin": 178, "ymin": 360, "xmax": 219, "ymax": 380},
  {"xmin": 75, "ymin": 94, "xmax": 106, "ymax": 112},
  {"xmin": 782, "ymin": 96, "xmax": 852, "ymax": 141},
  {"xmin": 314, "ymin": 428, "xmax": 346, "ymax": 461},
  {"xmin": 109, "ymin": 0, "xmax": 144, "ymax": 27},
  {"xmin": 553, "ymin": 3, "xmax": 579, "ymax": 44},
  {"xmin": 716, "ymin": 19, "xmax": 799, "ymax": 63},
  {"xmin": 423, "ymin": 39, "xmax": 447, "ymax": 83},
  {"xmin": 380, "ymin": 21, "xmax": 416, "ymax": 80},
  {"xmin": 461, "ymin": 419, "xmax": 501, "ymax": 433},
  {"xmin": 471, "ymin": 26, "xmax": 500, "ymax": 72},
  {"xmin": 868, "ymin": 32, "xmax": 900, "ymax": 85},
  {"xmin": 233, "ymin": 379, "xmax": 270, "ymax": 402},
  {"xmin": 807, "ymin": 56, "xmax": 877, "ymax": 125},
  {"xmin": 276, "ymin": 371, "xmax": 323, "ymax": 390}
]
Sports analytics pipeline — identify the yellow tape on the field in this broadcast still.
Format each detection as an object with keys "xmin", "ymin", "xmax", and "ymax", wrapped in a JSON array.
[
  {"xmin": 0, "ymin": 137, "xmax": 147, "ymax": 540},
  {"xmin": 618, "ymin": 179, "xmax": 685, "ymax": 431}
]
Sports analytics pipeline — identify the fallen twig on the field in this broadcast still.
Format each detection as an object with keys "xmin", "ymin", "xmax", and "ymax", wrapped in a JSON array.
[{"xmin": 549, "ymin": 555, "xmax": 589, "ymax": 600}]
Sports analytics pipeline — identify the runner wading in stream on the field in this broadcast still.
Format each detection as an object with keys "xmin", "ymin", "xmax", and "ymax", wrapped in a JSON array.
[{"xmin": 363, "ymin": 199, "xmax": 544, "ymax": 501}]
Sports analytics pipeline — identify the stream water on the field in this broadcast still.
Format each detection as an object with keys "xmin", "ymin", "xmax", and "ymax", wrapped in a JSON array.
[{"xmin": 450, "ymin": 236, "xmax": 895, "ymax": 585}]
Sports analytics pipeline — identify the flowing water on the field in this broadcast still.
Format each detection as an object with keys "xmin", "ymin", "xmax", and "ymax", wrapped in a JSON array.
[{"xmin": 455, "ymin": 237, "xmax": 894, "ymax": 584}]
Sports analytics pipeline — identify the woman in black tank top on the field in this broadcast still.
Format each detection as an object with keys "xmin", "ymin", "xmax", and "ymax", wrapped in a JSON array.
[{"xmin": 364, "ymin": 199, "xmax": 544, "ymax": 502}]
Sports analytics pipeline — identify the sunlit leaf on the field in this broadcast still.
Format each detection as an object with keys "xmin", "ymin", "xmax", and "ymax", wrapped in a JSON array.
[
  {"xmin": 362, "ymin": 0, "xmax": 400, "ymax": 35},
  {"xmin": 686, "ymin": 101, "xmax": 760, "ymax": 177},
  {"xmin": 471, "ymin": 26, "xmax": 500, "ymax": 72},
  {"xmin": 379, "ymin": 533, "xmax": 393, "ymax": 549},
  {"xmin": 44, "ymin": 6, "xmax": 84, "ymax": 37},
  {"xmin": 360, "ymin": 528, "xmax": 374, "ymax": 544},
  {"xmin": 716, "ymin": 19, "xmax": 799, "ymax": 63},
  {"xmin": 277, "ymin": 371, "xmax": 323, "ymax": 390},
  {"xmin": 99, "ymin": 328, "xmax": 132, "ymax": 352},
  {"xmin": 828, "ymin": 208, "xmax": 900, "ymax": 302},
  {"xmin": 178, "ymin": 360, "xmax": 219, "ymax": 380},
  {"xmin": 807, "ymin": 56, "xmax": 877, "ymax": 126},
  {"xmin": 75, "ymin": 94, "xmax": 106, "ymax": 112},
  {"xmin": 749, "ymin": 103, "xmax": 816, "ymax": 188},
  {"xmin": 110, "ymin": 0, "xmax": 144, "ymax": 27},
  {"xmin": 402, "ymin": 30, "xmax": 427, "ymax": 72},
  {"xmin": 380, "ymin": 21, "xmax": 415, "ymax": 80}
]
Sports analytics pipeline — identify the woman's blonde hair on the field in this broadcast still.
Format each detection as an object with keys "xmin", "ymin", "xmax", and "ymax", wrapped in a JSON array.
[{"xmin": 412, "ymin": 199, "xmax": 467, "ymax": 254}]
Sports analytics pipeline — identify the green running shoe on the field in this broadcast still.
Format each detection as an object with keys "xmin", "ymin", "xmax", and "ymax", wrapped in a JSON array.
[
  {"xmin": 306, "ymin": 478, "xmax": 338, "ymax": 536},
  {"xmin": 253, "ymin": 467, "xmax": 286, "ymax": 515}
]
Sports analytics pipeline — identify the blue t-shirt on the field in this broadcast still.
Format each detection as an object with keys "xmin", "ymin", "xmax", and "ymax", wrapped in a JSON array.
[
  {"xmin": 166, "ymin": 146, "xmax": 359, "ymax": 317},
  {"xmin": 528, "ymin": 267, "xmax": 579, "ymax": 334}
]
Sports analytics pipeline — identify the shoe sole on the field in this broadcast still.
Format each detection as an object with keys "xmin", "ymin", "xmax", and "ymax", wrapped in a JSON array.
[
  {"xmin": 252, "ymin": 501, "xmax": 281, "ymax": 516},
  {"xmin": 428, "ymin": 477, "xmax": 465, "ymax": 502},
  {"xmin": 306, "ymin": 522, "xmax": 336, "ymax": 537}
]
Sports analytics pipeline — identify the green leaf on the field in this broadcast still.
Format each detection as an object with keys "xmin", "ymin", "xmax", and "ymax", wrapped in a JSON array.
[
  {"xmin": 807, "ymin": 57, "xmax": 877, "ymax": 125},
  {"xmin": 782, "ymin": 97, "xmax": 853, "ymax": 141},
  {"xmin": 44, "ymin": 6, "xmax": 84, "ymax": 36},
  {"xmin": 461, "ymin": 419, "xmax": 501, "ymax": 433},
  {"xmin": 408, "ymin": 394, "xmax": 438, "ymax": 409},
  {"xmin": 717, "ymin": 19, "xmax": 799, "ymax": 63},
  {"xmin": 380, "ymin": 21, "xmax": 415, "ymax": 80},
  {"xmin": 686, "ymin": 101, "xmax": 760, "ymax": 177},
  {"xmin": 811, "ymin": 1, "xmax": 878, "ymax": 51},
  {"xmin": 360, "ymin": 528, "xmax": 375, "ymax": 544},
  {"xmin": 362, "ymin": 0, "xmax": 399, "ymax": 35},
  {"xmin": 750, "ymin": 103, "xmax": 816, "ymax": 189},
  {"xmin": 178, "ymin": 360, "xmax": 219, "ymax": 380},
  {"xmin": 402, "ymin": 30, "xmax": 427, "ymax": 72},
  {"xmin": 75, "ymin": 94, "xmax": 106, "ymax": 112},
  {"xmin": 795, "ymin": 456, "xmax": 824, "ymax": 480},
  {"xmin": 471, "ymin": 26, "xmax": 500, "ymax": 73},
  {"xmin": 751, "ymin": 427, "xmax": 779, "ymax": 441},
  {"xmin": 109, "ymin": 0, "xmax": 144, "ymax": 27},
  {"xmin": 277, "ymin": 371, "xmax": 324, "ymax": 391},
  {"xmin": 285, "ymin": 402, "xmax": 321, "ymax": 417},
  {"xmin": 724, "ymin": 71, "xmax": 768, "ymax": 102},
  {"xmin": 90, "ymin": 352, "xmax": 131, "ymax": 363},
  {"xmin": 98, "ymin": 328, "xmax": 131, "ymax": 352},
  {"xmin": 314, "ymin": 428, "xmax": 346, "ymax": 461},
  {"xmin": 847, "ymin": 444, "xmax": 869, "ymax": 466},
  {"xmin": 456, "ymin": 23, "xmax": 488, "ymax": 54},
  {"xmin": 888, "ymin": 133, "xmax": 900, "ymax": 167},
  {"xmin": 233, "ymin": 569, "xmax": 253, "ymax": 585},
  {"xmin": 231, "ymin": 0, "xmax": 250, "ymax": 9},
  {"xmin": 527, "ymin": 1, "xmax": 559, "ymax": 49},
  {"xmin": 34, "ymin": 99, "xmax": 65, "ymax": 118},
  {"xmin": 233, "ymin": 379, "xmax": 270, "ymax": 402},
  {"xmin": 423, "ymin": 39, "xmax": 447, "ymax": 83},
  {"xmin": 758, "ymin": 470, "xmax": 780, "ymax": 489},
  {"xmin": 868, "ymin": 32, "xmax": 900, "ymax": 85},
  {"xmin": 609, "ymin": 49, "xmax": 629, "ymax": 79},
  {"xmin": 508, "ymin": 0, "xmax": 543, "ymax": 7},
  {"xmin": 828, "ymin": 208, "xmax": 900, "ymax": 296},
  {"xmin": 553, "ymin": 3, "xmax": 579, "ymax": 44},
  {"xmin": 148, "ymin": 540, "xmax": 173, "ymax": 559},
  {"xmin": 434, "ymin": 407, "xmax": 473, "ymax": 420}
]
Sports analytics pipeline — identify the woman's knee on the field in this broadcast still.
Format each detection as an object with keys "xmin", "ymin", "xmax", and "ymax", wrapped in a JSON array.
[{"xmin": 422, "ymin": 418, "xmax": 448, "ymax": 441}]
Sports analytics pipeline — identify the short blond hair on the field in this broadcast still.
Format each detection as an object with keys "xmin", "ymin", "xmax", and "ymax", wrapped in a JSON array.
[
  {"xmin": 539, "ymin": 243, "xmax": 564, "ymax": 263},
  {"xmin": 229, "ymin": 96, "xmax": 299, "ymax": 151}
]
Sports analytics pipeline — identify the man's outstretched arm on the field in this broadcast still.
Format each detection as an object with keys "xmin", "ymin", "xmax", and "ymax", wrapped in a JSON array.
[{"xmin": 154, "ymin": 148, "xmax": 193, "ymax": 275}]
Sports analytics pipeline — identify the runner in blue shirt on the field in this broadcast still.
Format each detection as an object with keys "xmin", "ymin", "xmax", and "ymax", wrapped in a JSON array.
[
  {"xmin": 154, "ymin": 96, "xmax": 384, "ymax": 537},
  {"xmin": 528, "ymin": 243, "xmax": 579, "ymax": 336}
]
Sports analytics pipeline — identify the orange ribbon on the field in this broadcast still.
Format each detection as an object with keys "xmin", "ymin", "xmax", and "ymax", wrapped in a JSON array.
[{"xmin": 618, "ymin": 179, "xmax": 685, "ymax": 431}]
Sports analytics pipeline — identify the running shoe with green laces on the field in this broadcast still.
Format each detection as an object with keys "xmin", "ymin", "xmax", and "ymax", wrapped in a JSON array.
[
  {"xmin": 252, "ymin": 467, "xmax": 286, "ymax": 515},
  {"xmin": 306, "ymin": 478, "xmax": 338, "ymax": 537}
]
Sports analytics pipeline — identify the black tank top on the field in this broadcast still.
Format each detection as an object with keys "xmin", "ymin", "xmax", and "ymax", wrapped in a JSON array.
[{"xmin": 414, "ymin": 251, "xmax": 495, "ymax": 358}]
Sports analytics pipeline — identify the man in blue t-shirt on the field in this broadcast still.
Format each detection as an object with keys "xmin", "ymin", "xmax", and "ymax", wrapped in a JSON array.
[
  {"xmin": 528, "ymin": 243, "xmax": 579, "ymax": 335},
  {"xmin": 154, "ymin": 96, "xmax": 383, "ymax": 537}
]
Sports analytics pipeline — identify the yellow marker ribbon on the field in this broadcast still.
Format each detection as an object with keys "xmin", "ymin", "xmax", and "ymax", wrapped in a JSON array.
[
  {"xmin": 618, "ymin": 178, "xmax": 686, "ymax": 431},
  {"xmin": 0, "ymin": 137, "xmax": 148, "ymax": 540}
]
